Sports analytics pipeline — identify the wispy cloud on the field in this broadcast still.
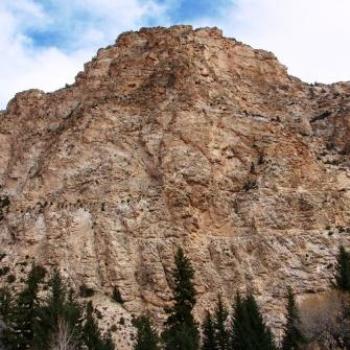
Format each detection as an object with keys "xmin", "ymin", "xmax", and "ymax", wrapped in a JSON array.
[
  {"xmin": 1, "ymin": 0, "xmax": 349, "ymax": 109},
  {"xmin": 0, "ymin": 0, "xmax": 169, "ymax": 108},
  {"xmin": 29, "ymin": 0, "xmax": 169, "ymax": 50}
]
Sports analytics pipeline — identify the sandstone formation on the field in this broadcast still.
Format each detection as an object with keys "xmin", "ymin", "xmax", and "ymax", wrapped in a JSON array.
[{"xmin": 1, "ymin": 25, "xmax": 350, "ymax": 347}]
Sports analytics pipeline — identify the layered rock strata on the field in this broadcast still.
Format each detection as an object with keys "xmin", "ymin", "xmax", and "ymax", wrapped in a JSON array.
[{"xmin": 1, "ymin": 25, "xmax": 350, "ymax": 346}]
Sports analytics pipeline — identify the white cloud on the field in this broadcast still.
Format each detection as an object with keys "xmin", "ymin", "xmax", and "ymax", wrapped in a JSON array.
[
  {"xmin": 1, "ymin": 0, "xmax": 350, "ymax": 109},
  {"xmin": 54, "ymin": 0, "xmax": 169, "ymax": 49},
  {"xmin": 215, "ymin": 0, "xmax": 350, "ymax": 83},
  {"xmin": 0, "ymin": 0, "xmax": 169, "ymax": 109}
]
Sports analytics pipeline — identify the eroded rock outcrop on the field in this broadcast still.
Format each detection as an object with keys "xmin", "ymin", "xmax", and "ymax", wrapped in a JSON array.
[{"xmin": 1, "ymin": 25, "xmax": 350, "ymax": 347}]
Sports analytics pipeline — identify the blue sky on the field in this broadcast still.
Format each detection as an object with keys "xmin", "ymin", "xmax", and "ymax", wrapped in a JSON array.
[
  {"xmin": 23, "ymin": 0, "xmax": 234, "ymax": 51},
  {"xmin": 1, "ymin": 0, "xmax": 350, "ymax": 108}
]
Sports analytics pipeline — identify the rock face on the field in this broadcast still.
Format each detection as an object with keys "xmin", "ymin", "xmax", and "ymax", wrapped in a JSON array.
[{"xmin": 1, "ymin": 25, "xmax": 350, "ymax": 344}]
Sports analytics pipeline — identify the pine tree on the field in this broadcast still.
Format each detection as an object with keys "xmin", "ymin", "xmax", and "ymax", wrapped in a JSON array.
[
  {"xmin": 281, "ymin": 287, "xmax": 306, "ymax": 350},
  {"xmin": 0, "ymin": 266, "xmax": 115, "ymax": 350},
  {"xmin": 244, "ymin": 294, "xmax": 276, "ymax": 350},
  {"xmin": 162, "ymin": 247, "xmax": 199, "ymax": 350},
  {"xmin": 213, "ymin": 295, "xmax": 229, "ymax": 350},
  {"xmin": 230, "ymin": 293, "xmax": 276, "ymax": 350},
  {"xmin": 83, "ymin": 301, "xmax": 114, "ymax": 350},
  {"xmin": 84, "ymin": 301, "xmax": 101, "ymax": 349},
  {"xmin": 133, "ymin": 314, "xmax": 160, "ymax": 350},
  {"xmin": 201, "ymin": 312, "xmax": 216, "ymax": 350},
  {"xmin": 33, "ymin": 269, "xmax": 84, "ymax": 350},
  {"xmin": 2, "ymin": 264, "xmax": 46, "ymax": 350},
  {"xmin": 230, "ymin": 292, "xmax": 254, "ymax": 350},
  {"xmin": 335, "ymin": 245, "xmax": 350, "ymax": 291}
]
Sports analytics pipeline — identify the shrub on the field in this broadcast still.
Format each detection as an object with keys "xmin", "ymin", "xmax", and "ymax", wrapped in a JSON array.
[{"xmin": 6, "ymin": 274, "xmax": 15, "ymax": 283}]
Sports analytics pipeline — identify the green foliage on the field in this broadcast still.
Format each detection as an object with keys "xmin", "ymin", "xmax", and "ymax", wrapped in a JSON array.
[
  {"xmin": 2, "ymin": 264, "xmax": 46, "ymax": 350},
  {"xmin": 4, "ymin": 246, "xmax": 348, "ymax": 350},
  {"xmin": 199, "ymin": 296, "xmax": 230, "ymax": 350},
  {"xmin": 162, "ymin": 247, "xmax": 199, "ymax": 350},
  {"xmin": 335, "ymin": 245, "xmax": 350, "ymax": 291},
  {"xmin": 83, "ymin": 301, "xmax": 114, "ymax": 350},
  {"xmin": 133, "ymin": 314, "xmax": 160, "ymax": 350},
  {"xmin": 213, "ymin": 295, "xmax": 229, "ymax": 350},
  {"xmin": 230, "ymin": 293, "xmax": 276, "ymax": 350},
  {"xmin": 230, "ymin": 292, "xmax": 253, "ymax": 350},
  {"xmin": 201, "ymin": 312, "xmax": 216, "ymax": 350},
  {"xmin": 112, "ymin": 286, "xmax": 124, "ymax": 304},
  {"xmin": 33, "ymin": 269, "xmax": 84, "ymax": 350},
  {"xmin": 0, "ymin": 265, "xmax": 115, "ymax": 350},
  {"xmin": 245, "ymin": 294, "xmax": 275, "ymax": 350},
  {"xmin": 281, "ymin": 287, "xmax": 306, "ymax": 350},
  {"xmin": 0, "ymin": 287, "xmax": 12, "ymax": 323}
]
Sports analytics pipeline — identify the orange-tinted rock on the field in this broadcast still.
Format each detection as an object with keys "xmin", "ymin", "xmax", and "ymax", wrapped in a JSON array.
[{"xmin": 1, "ymin": 26, "xmax": 350, "ymax": 346}]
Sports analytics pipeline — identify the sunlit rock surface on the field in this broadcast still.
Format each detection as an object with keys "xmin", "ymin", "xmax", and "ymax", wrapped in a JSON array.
[{"xmin": 1, "ymin": 25, "xmax": 350, "ymax": 347}]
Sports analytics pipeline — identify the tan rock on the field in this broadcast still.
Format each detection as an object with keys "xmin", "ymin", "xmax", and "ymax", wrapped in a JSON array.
[{"xmin": 1, "ymin": 26, "xmax": 350, "ymax": 346}]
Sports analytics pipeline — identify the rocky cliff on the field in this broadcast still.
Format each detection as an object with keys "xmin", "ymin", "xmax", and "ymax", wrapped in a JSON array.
[{"xmin": 1, "ymin": 25, "xmax": 350, "ymax": 347}]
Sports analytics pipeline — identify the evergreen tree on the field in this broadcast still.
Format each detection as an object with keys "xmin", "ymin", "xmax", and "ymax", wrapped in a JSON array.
[
  {"xmin": 213, "ymin": 295, "xmax": 229, "ymax": 350},
  {"xmin": 162, "ymin": 247, "xmax": 199, "ymax": 350},
  {"xmin": 335, "ymin": 245, "xmax": 350, "ymax": 291},
  {"xmin": 281, "ymin": 287, "xmax": 306, "ymax": 350},
  {"xmin": 83, "ymin": 301, "xmax": 114, "ymax": 350},
  {"xmin": 33, "ymin": 269, "xmax": 84, "ymax": 350},
  {"xmin": 230, "ymin": 293, "xmax": 276, "ymax": 350},
  {"xmin": 0, "ymin": 266, "xmax": 116, "ymax": 350},
  {"xmin": 230, "ymin": 292, "xmax": 254, "ymax": 350},
  {"xmin": 244, "ymin": 294, "xmax": 276, "ymax": 350},
  {"xmin": 133, "ymin": 314, "xmax": 160, "ymax": 350},
  {"xmin": 0, "ymin": 287, "xmax": 12, "ymax": 350},
  {"xmin": 201, "ymin": 312, "xmax": 216, "ymax": 350},
  {"xmin": 0, "ymin": 287, "xmax": 12, "ymax": 323},
  {"xmin": 2, "ymin": 264, "xmax": 46, "ymax": 350}
]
